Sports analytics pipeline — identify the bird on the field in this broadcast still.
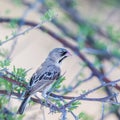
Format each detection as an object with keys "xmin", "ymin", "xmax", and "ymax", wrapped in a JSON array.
[{"xmin": 17, "ymin": 48, "xmax": 71, "ymax": 114}]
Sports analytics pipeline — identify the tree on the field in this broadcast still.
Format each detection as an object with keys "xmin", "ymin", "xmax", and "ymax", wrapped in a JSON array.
[{"xmin": 0, "ymin": 0, "xmax": 120, "ymax": 119}]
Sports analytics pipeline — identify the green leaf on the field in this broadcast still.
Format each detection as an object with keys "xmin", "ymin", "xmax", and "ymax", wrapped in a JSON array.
[
  {"xmin": 45, "ymin": 1, "xmax": 57, "ymax": 7},
  {"xmin": 111, "ymin": 49, "xmax": 120, "ymax": 58},
  {"xmin": 54, "ymin": 100, "xmax": 63, "ymax": 107},
  {"xmin": 51, "ymin": 76, "xmax": 65, "ymax": 92},
  {"xmin": 8, "ymin": 19, "xmax": 18, "ymax": 28},
  {"xmin": 12, "ymin": 0, "xmax": 22, "ymax": 7},
  {"xmin": 93, "ymin": 58, "xmax": 101, "ymax": 69},
  {"xmin": 94, "ymin": 41, "xmax": 107, "ymax": 50},
  {"xmin": 78, "ymin": 40, "xmax": 85, "ymax": 49},
  {"xmin": 0, "ymin": 96, "xmax": 9, "ymax": 107},
  {"xmin": 0, "ymin": 77, "xmax": 12, "ymax": 91},
  {"xmin": 0, "ymin": 114, "xmax": 5, "ymax": 120},
  {"xmin": 17, "ymin": 114, "xmax": 25, "ymax": 120},
  {"xmin": 78, "ymin": 24, "xmax": 95, "ymax": 37},
  {"xmin": 78, "ymin": 112, "xmax": 93, "ymax": 120},
  {"xmin": 12, "ymin": 66, "xmax": 26, "ymax": 81},
  {"xmin": 69, "ymin": 101, "xmax": 81, "ymax": 111},
  {"xmin": 5, "ymin": 18, "xmax": 18, "ymax": 29},
  {"xmin": 41, "ymin": 9, "xmax": 56, "ymax": 22},
  {"xmin": 107, "ymin": 25, "xmax": 120, "ymax": 42},
  {"xmin": 109, "ymin": 104, "xmax": 119, "ymax": 112},
  {"xmin": 0, "ymin": 59, "xmax": 10, "ymax": 68},
  {"xmin": 78, "ymin": 112, "xmax": 85, "ymax": 119}
]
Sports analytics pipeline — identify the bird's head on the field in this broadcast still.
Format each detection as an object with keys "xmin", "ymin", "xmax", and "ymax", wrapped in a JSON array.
[{"xmin": 48, "ymin": 48, "xmax": 71, "ymax": 64}]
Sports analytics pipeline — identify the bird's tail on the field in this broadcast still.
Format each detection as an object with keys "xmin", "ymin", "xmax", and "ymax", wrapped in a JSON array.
[{"xmin": 17, "ymin": 95, "xmax": 30, "ymax": 114}]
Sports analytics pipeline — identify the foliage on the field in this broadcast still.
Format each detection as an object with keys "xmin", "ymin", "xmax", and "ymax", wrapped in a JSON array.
[
  {"xmin": 0, "ymin": 0, "xmax": 120, "ymax": 120},
  {"xmin": 78, "ymin": 112, "xmax": 93, "ymax": 120},
  {"xmin": 51, "ymin": 76, "xmax": 65, "ymax": 91},
  {"xmin": 41, "ymin": 9, "xmax": 57, "ymax": 22}
]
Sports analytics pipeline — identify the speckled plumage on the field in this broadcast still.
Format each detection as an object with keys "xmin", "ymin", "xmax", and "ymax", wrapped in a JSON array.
[
  {"xmin": 28, "ymin": 64, "xmax": 60, "ymax": 94},
  {"xmin": 17, "ymin": 48, "xmax": 70, "ymax": 114}
]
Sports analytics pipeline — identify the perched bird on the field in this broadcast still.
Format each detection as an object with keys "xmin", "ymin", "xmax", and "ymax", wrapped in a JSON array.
[{"xmin": 17, "ymin": 48, "xmax": 71, "ymax": 114}]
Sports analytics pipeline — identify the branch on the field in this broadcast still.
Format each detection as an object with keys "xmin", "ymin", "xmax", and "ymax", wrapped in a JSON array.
[
  {"xmin": 6, "ymin": 0, "xmax": 40, "ymax": 59},
  {"xmin": 0, "ymin": 90, "xmax": 60, "ymax": 112},
  {"xmin": 101, "ymin": 103, "xmax": 105, "ymax": 120},
  {"xmin": 22, "ymin": 0, "xmax": 115, "ymax": 61},
  {"xmin": 1, "ymin": 77, "xmax": 120, "ymax": 102},
  {"xmin": 0, "ymin": 17, "xmax": 120, "ymax": 91},
  {"xmin": 1, "ymin": 75, "xmax": 26, "ymax": 87},
  {"xmin": 56, "ymin": 0, "xmax": 113, "ymax": 41},
  {"xmin": 0, "ymin": 76, "xmax": 120, "ymax": 113},
  {"xmin": 0, "ymin": 13, "xmax": 57, "ymax": 46}
]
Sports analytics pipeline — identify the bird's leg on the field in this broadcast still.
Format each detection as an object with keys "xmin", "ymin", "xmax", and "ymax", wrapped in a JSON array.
[
  {"xmin": 42, "ymin": 86, "xmax": 53, "ymax": 105},
  {"xmin": 42, "ymin": 90, "xmax": 47, "ymax": 99},
  {"xmin": 42, "ymin": 90, "xmax": 56, "ymax": 113}
]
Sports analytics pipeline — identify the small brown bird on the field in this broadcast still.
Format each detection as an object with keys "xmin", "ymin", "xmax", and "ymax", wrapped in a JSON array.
[{"xmin": 17, "ymin": 48, "xmax": 71, "ymax": 114}]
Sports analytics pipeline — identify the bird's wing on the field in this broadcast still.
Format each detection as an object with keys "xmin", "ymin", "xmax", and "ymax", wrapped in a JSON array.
[{"xmin": 26, "ymin": 65, "xmax": 60, "ymax": 95}]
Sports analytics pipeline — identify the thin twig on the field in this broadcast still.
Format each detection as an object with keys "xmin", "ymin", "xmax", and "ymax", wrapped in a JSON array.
[
  {"xmin": 6, "ymin": 0, "xmax": 40, "ymax": 59},
  {"xmin": 101, "ymin": 103, "xmax": 105, "ymax": 120},
  {"xmin": 61, "ymin": 109, "xmax": 67, "ymax": 120},
  {"xmin": 70, "ymin": 111, "xmax": 79, "ymax": 120},
  {"xmin": 0, "ymin": 14, "xmax": 57, "ymax": 46},
  {"xmin": 1, "ymin": 18, "xmax": 120, "ymax": 91}
]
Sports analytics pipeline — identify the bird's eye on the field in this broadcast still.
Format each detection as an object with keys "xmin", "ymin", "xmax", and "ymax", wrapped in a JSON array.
[{"xmin": 60, "ymin": 51, "xmax": 67, "ymax": 56}]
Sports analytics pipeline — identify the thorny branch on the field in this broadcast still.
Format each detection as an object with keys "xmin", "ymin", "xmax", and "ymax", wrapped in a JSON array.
[
  {"xmin": 1, "ymin": 1, "xmax": 120, "ymax": 119},
  {"xmin": 6, "ymin": 0, "xmax": 40, "ymax": 59},
  {"xmin": 23, "ymin": 1, "xmax": 120, "ymax": 116},
  {"xmin": 0, "ymin": 17, "xmax": 57, "ymax": 46},
  {"xmin": 0, "ymin": 75, "xmax": 120, "ymax": 112},
  {"xmin": 0, "ymin": 17, "xmax": 120, "ymax": 91}
]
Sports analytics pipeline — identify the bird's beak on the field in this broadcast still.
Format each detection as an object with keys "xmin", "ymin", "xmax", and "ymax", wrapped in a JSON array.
[{"xmin": 66, "ymin": 51, "xmax": 72, "ymax": 57}]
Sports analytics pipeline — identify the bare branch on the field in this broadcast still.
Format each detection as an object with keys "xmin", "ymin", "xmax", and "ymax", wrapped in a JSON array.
[
  {"xmin": 0, "ymin": 13, "xmax": 57, "ymax": 46},
  {"xmin": 101, "ymin": 103, "xmax": 105, "ymax": 120},
  {"xmin": 0, "ymin": 17, "xmax": 120, "ymax": 91},
  {"xmin": 1, "ymin": 75, "xmax": 26, "ymax": 87}
]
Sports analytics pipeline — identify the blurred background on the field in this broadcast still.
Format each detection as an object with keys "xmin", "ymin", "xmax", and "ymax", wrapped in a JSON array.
[{"xmin": 1, "ymin": 0, "xmax": 120, "ymax": 120}]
